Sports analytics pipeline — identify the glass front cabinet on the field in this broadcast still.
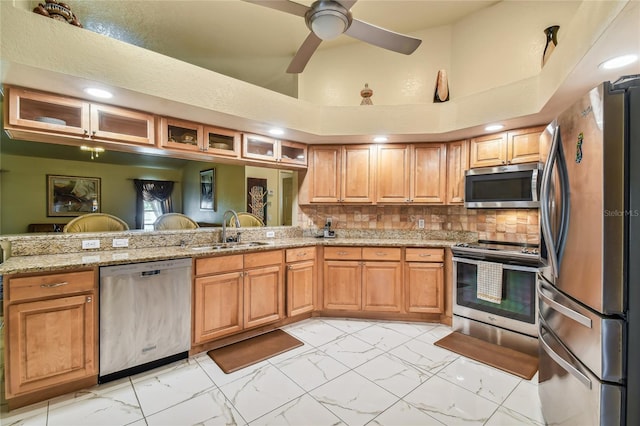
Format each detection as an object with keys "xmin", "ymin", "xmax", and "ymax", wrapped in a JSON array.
[
  {"xmin": 6, "ymin": 86, "xmax": 155, "ymax": 145},
  {"xmin": 242, "ymin": 133, "xmax": 307, "ymax": 166},
  {"xmin": 158, "ymin": 117, "xmax": 240, "ymax": 158}
]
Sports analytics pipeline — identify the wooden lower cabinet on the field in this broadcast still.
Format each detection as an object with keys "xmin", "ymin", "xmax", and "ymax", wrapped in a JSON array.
[
  {"xmin": 5, "ymin": 269, "xmax": 97, "ymax": 403},
  {"xmin": 244, "ymin": 265, "xmax": 283, "ymax": 328},
  {"xmin": 362, "ymin": 261, "xmax": 402, "ymax": 312},
  {"xmin": 286, "ymin": 260, "xmax": 315, "ymax": 316},
  {"xmin": 323, "ymin": 260, "xmax": 362, "ymax": 310},
  {"xmin": 194, "ymin": 271, "xmax": 244, "ymax": 343},
  {"xmin": 404, "ymin": 248, "xmax": 445, "ymax": 313},
  {"xmin": 193, "ymin": 250, "xmax": 283, "ymax": 344}
]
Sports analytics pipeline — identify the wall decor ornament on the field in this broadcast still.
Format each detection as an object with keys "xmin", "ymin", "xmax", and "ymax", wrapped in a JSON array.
[
  {"xmin": 360, "ymin": 83, "xmax": 373, "ymax": 105},
  {"xmin": 33, "ymin": 0, "xmax": 82, "ymax": 27},
  {"xmin": 542, "ymin": 25, "xmax": 560, "ymax": 67},
  {"xmin": 433, "ymin": 69, "xmax": 450, "ymax": 103}
]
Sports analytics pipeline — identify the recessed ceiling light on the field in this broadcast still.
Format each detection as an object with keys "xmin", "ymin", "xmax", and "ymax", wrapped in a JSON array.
[
  {"xmin": 269, "ymin": 128, "xmax": 285, "ymax": 136},
  {"xmin": 373, "ymin": 136, "xmax": 388, "ymax": 143},
  {"xmin": 599, "ymin": 54, "xmax": 638, "ymax": 70},
  {"xmin": 84, "ymin": 87, "xmax": 113, "ymax": 99},
  {"xmin": 485, "ymin": 124, "xmax": 504, "ymax": 132}
]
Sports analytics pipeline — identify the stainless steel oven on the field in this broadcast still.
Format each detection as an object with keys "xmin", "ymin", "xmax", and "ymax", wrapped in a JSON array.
[{"xmin": 451, "ymin": 240, "xmax": 541, "ymax": 355}]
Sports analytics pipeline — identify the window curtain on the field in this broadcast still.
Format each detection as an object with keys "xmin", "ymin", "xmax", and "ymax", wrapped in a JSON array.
[{"xmin": 133, "ymin": 179, "xmax": 174, "ymax": 229}]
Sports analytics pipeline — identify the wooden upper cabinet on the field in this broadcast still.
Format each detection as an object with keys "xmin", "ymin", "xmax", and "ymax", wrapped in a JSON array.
[
  {"xmin": 470, "ymin": 126, "xmax": 544, "ymax": 168},
  {"xmin": 470, "ymin": 133, "xmax": 508, "ymax": 168},
  {"xmin": 242, "ymin": 134, "xmax": 307, "ymax": 167},
  {"xmin": 411, "ymin": 143, "xmax": 447, "ymax": 204},
  {"xmin": 5, "ymin": 86, "xmax": 155, "ymax": 145},
  {"xmin": 307, "ymin": 145, "xmax": 375, "ymax": 203},
  {"xmin": 204, "ymin": 126, "xmax": 241, "ymax": 158},
  {"xmin": 507, "ymin": 126, "xmax": 545, "ymax": 164},
  {"xmin": 376, "ymin": 144, "xmax": 410, "ymax": 203},
  {"xmin": 342, "ymin": 145, "xmax": 376, "ymax": 203},
  {"xmin": 446, "ymin": 139, "xmax": 469, "ymax": 204},
  {"xmin": 158, "ymin": 117, "xmax": 204, "ymax": 152}
]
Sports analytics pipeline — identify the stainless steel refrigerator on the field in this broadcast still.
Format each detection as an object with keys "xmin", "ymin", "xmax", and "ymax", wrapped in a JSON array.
[{"xmin": 538, "ymin": 75, "xmax": 640, "ymax": 425}]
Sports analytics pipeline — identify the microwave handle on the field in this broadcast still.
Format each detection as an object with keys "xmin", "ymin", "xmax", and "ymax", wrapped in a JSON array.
[{"xmin": 531, "ymin": 168, "xmax": 539, "ymax": 203}]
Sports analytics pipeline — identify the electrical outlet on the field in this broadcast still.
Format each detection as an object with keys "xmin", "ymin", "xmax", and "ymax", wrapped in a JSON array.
[
  {"xmin": 266, "ymin": 231, "xmax": 275, "ymax": 238},
  {"xmin": 418, "ymin": 219, "xmax": 425, "ymax": 229},
  {"xmin": 82, "ymin": 239, "xmax": 100, "ymax": 249},
  {"xmin": 112, "ymin": 238, "xmax": 129, "ymax": 248}
]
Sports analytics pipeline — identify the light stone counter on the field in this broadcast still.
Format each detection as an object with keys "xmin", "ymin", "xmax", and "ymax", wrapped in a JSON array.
[{"xmin": 0, "ymin": 227, "xmax": 476, "ymax": 275}]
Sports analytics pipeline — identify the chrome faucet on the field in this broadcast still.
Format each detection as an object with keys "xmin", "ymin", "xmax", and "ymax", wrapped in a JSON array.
[{"xmin": 221, "ymin": 209, "xmax": 240, "ymax": 243}]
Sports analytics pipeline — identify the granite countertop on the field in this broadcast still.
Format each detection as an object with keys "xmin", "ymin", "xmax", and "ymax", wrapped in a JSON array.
[{"xmin": 0, "ymin": 237, "xmax": 459, "ymax": 275}]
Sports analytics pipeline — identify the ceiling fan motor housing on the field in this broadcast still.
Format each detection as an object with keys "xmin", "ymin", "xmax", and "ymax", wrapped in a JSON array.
[{"xmin": 305, "ymin": 0, "xmax": 353, "ymax": 40}]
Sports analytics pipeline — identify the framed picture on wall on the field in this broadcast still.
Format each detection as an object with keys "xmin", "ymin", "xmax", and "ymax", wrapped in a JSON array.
[
  {"xmin": 47, "ymin": 175, "xmax": 101, "ymax": 217},
  {"xmin": 200, "ymin": 168, "xmax": 215, "ymax": 210}
]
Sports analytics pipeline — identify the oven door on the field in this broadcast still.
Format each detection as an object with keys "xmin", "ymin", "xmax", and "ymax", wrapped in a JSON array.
[{"xmin": 453, "ymin": 256, "xmax": 539, "ymax": 337}]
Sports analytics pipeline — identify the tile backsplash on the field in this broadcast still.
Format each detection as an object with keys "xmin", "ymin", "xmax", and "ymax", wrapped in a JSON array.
[{"xmin": 298, "ymin": 205, "xmax": 539, "ymax": 244}]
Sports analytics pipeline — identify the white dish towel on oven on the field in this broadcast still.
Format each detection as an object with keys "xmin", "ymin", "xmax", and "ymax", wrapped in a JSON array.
[{"xmin": 477, "ymin": 261, "xmax": 503, "ymax": 303}]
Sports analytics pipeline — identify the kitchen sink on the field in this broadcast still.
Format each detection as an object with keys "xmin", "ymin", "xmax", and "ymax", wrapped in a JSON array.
[{"xmin": 191, "ymin": 241, "xmax": 272, "ymax": 251}]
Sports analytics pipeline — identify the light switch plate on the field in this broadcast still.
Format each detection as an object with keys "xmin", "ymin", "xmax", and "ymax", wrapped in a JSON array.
[
  {"xmin": 266, "ymin": 231, "xmax": 275, "ymax": 238},
  {"xmin": 418, "ymin": 219, "xmax": 425, "ymax": 229},
  {"xmin": 82, "ymin": 239, "xmax": 100, "ymax": 249}
]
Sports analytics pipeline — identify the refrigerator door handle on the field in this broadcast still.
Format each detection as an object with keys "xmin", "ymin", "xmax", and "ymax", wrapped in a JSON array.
[
  {"xmin": 537, "ymin": 278, "xmax": 592, "ymax": 328},
  {"xmin": 540, "ymin": 124, "xmax": 561, "ymax": 277},
  {"xmin": 539, "ymin": 321, "xmax": 592, "ymax": 389}
]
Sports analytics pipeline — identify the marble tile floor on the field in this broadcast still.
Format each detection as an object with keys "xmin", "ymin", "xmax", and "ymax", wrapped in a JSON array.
[{"xmin": 1, "ymin": 318, "xmax": 545, "ymax": 426}]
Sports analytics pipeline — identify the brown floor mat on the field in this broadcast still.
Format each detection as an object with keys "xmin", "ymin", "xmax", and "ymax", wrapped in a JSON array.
[
  {"xmin": 435, "ymin": 331, "xmax": 538, "ymax": 380},
  {"xmin": 207, "ymin": 329, "xmax": 304, "ymax": 374}
]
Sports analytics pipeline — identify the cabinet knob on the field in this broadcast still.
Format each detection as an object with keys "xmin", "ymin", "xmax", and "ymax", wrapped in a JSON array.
[
  {"xmin": 83, "ymin": 129, "xmax": 89, "ymax": 136},
  {"xmin": 91, "ymin": 130, "xmax": 97, "ymax": 138},
  {"xmin": 86, "ymin": 296, "xmax": 92, "ymax": 303},
  {"xmin": 287, "ymin": 265, "xmax": 293, "ymax": 270}
]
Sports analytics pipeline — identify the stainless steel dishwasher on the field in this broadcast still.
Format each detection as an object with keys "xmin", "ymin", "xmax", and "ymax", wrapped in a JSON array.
[{"xmin": 99, "ymin": 258, "xmax": 192, "ymax": 383}]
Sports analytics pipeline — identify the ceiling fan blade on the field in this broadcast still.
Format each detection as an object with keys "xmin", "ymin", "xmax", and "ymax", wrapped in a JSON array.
[
  {"xmin": 287, "ymin": 32, "xmax": 323, "ymax": 73},
  {"xmin": 336, "ymin": 0, "xmax": 358, "ymax": 10},
  {"xmin": 345, "ymin": 19, "xmax": 422, "ymax": 55},
  {"xmin": 242, "ymin": 0, "xmax": 309, "ymax": 17}
]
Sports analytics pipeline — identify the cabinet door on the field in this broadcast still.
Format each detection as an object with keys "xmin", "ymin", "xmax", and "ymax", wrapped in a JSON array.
[
  {"xmin": 446, "ymin": 139, "xmax": 469, "ymax": 204},
  {"xmin": 507, "ymin": 127, "xmax": 543, "ymax": 164},
  {"xmin": 342, "ymin": 145, "xmax": 376, "ymax": 203},
  {"xmin": 193, "ymin": 272, "xmax": 243, "ymax": 343},
  {"xmin": 411, "ymin": 143, "xmax": 447, "ymax": 203},
  {"xmin": 279, "ymin": 140, "xmax": 308, "ymax": 166},
  {"xmin": 7, "ymin": 87, "xmax": 89, "ymax": 136},
  {"xmin": 404, "ymin": 262, "xmax": 444, "ymax": 313},
  {"xmin": 376, "ymin": 144, "xmax": 410, "ymax": 203},
  {"xmin": 323, "ymin": 260, "xmax": 361, "ymax": 310},
  {"xmin": 242, "ymin": 133, "xmax": 278, "ymax": 162},
  {"xmin": 7, "ymin": 293, "xmax": 96, "ymax": 397},
  {"xmin": 362, "ymin": 261, "xmax": 402, "ymax": 312},
  {"xmin": 286, "ymin": 260, "xmax": 315, "ymax": 316},
  {"xmin": 90, "ymin": 104, "xmax": 155, "ymax": 145},
  {"xmin": 244, "ymin": 265, "xmax": 283, "ymax": 329},
  {"xmin": 309, "ymin": 146, "xmax": 342, "ymax": 203},
  {"xmin": 158, "ymin": 117, "xmax": 204, "ymax": 152},
  {"xmin": 204, "ymin": 126, "xmax": 241, "ymax": 157},
  {"xmin": 470, "ymin": 133, "xmax": 508, "ymax": 168}
]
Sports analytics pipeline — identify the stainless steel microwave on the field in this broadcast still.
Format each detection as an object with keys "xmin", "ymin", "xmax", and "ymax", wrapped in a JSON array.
[{"xmin": 464, "ymin": 163, "xmax": 543, "ymax": 208}]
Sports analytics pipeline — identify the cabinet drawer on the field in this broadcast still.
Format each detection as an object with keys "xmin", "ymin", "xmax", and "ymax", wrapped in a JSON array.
[
  {"xmin": 405, "ymin": 248, "xmax": 444, "ymax": 262},
  {"xmin": 362, "ymin": 247, "xmax": 401, "ymax": 261},
  {"xmin": 324, "ymin": 246, "xmax": 362, "ymax": 260},
  {"xmin": 196, "ymin": 254, "xmax": 243, "ymax": 276},
  {"xmin": 244, "ymin": 250, "xmax": 283, "ymax": 269},
  {"xmin": 8, "ymin": 270, "xmax": 95, "ymax": 302},
  {"xmin": 286, "ymin": 247, "xmax": 316, "ymax": 263}
]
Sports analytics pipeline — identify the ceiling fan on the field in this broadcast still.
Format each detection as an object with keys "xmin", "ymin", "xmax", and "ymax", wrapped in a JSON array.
[{"xmin": 244, "ymin": 0, "xmax": 422, "ymax": 73}]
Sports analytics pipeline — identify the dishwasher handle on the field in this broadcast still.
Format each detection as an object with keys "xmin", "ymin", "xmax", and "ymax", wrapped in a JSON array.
[{"xmin": 141, "ymin": 270, "xmax": 161, "ymax": 277}]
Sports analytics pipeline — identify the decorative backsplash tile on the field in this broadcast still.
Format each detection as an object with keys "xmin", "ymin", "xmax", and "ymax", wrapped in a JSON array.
[{"xmin": 297, "ymin": 205, "xmax": 539, "ymax": 244}]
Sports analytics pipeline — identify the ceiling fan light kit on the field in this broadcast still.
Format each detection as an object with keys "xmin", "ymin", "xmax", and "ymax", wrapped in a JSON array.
[{"xmin": 305, "ymin": 0, "xmax": 352, "ymax": 40}]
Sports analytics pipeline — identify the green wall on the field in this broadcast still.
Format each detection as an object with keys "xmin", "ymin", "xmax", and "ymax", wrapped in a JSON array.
[
  {"xmin": 182, "ymin": 161, "xmax": 246, "ymax": 225},
  {"xmin": 0, "ymin": 153, "xmax": 183, "ymax": 234}
]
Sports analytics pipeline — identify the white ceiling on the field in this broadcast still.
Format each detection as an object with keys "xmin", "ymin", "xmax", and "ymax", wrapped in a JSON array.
[{"xmin": 69, "ymin": 0, "xmax": 500, "ymax": 95}]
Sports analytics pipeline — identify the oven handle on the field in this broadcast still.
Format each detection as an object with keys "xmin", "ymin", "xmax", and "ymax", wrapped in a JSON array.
[
  {"xmin": 539, "ymin": 319, "xmax": 592, "ymax": 389},
  {"xmin": 537, "ymin": 277, "xmax": 592, "ymax": 328},
  {"xmin": 452, "ymin": 256, "xmax": 539, "ymax": 273}
]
